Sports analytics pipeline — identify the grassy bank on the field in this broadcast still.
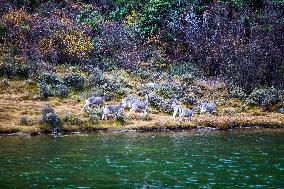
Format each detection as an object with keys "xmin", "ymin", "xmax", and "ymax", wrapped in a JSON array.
[{"xmin": 1, "ymin": 79, "xmax": 283, "ymax": 135}]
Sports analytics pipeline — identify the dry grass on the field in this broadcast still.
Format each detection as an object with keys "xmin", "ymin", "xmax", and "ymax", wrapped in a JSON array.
[{"xmin": 1, "ymin": 80, "xmax": 284, "ymax": 135}]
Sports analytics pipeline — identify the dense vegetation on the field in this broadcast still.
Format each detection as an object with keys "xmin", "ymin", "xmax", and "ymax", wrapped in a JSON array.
[
  {"xmin": 0, "ymin": 0, "xmax": 283, "ymax": 132},
  {"xmin": 1, "ymin": 0, "xmax": 283, "ymax": 88}
]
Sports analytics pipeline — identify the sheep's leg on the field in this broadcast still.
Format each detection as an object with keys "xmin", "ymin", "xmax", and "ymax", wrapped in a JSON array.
[
  {"xmin": 187, "ymin": 116, "xmax": 191, "ymax": 122},
  {"xmin": 81, "ymin": 104, "xmax": 87, "ymax": 112},
  {"xmin": 209, "ymin": 111, "xmax": 213, "ymax": 117},
  {"xmin": 130, "ymin": 107, "xmax": 137, "ymax": 113},
  {"xmin": 179, "ymin": 114, "xmax": 183, "ymax": 122},
  {"xmin": 185, "ymin": 116, "xmax": 189, "ymax": 122},
  {"xmin": 102, "ymin": 113, "xmax": 107, "ymax": 120},
  {"xmin": 143, "ymin": 108, "xmax": 148, "ymax": 116},
  {"xmin": 173, "ymin": 108, "xmax": 178, "ymax": 120}
]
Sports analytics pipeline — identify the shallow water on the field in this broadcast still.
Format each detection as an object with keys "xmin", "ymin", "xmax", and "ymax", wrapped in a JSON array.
[{"xmin": 0, "ymin": 129, "xmax": 283, "ymax": 188}]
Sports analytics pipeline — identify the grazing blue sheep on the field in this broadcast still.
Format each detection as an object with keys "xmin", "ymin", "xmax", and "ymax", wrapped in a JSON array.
[
  {"xmin": 172, "ymin": 101, "xmax": 193, "ymax": 121},
  {"xmin": 81, "ymin": 96, "xmax": 104, "ymax": 112},
  {"xmin": 200, "ymin": 99, "xmax": 217, "ymax": 115},
  {"xmin": 172, "ymin": 102, "xmax": 182, "ymax": 120},
  {"xmin": 121, "ymin": 96, "xmax": 149, "ymax": 115},
  {"xmin": 102, "ymin": 103, "xmax": 124, "ymax": 120},
  {"xmin": 121, "ymin": 96, "xmax": 138, "ymax": 109},
  {"xmin": 129, "ymin": 98, "xmax": 149, "ymax": 115},
  {"xmin": 179, "ymin": 107, "xmax": 194, "ymax": 121}
]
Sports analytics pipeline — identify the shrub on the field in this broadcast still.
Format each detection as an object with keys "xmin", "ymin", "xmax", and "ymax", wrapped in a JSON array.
[
  {"xmin": 180, "ymin": 74, "xmax": 194, "ymax": 85},
  {"xmin": 1, "ymin": 78, "xmax": 9, "ymax": 86},
  {"xmin": 169, "ymin": 62, "xmax": 198, "ymax": 76},
  {"xmin": 0, "ymin": 22, "xmax": 6, "ymax": 39},
  {"xmin": 93, "ymin": 21, "xmax": 146, "ymax": 70},
  {"xmin": 83, "ymin": 106, "xmax": 102, "ymax": 124},
  {"xmin": 135, "ymin": 69, "xmax": 152, "ymax": 80},
  {"xmin": 55, "ymin": 28, "xmax": 93, "ymax": 59},
  {"xmin": 38, "ymin": 72, "xmax": 63, "ymax": 86},
  {"xmin": 53, "ymin": 84, "xmax": 69, "ymax": 98},
  {"xmin": 145, "ymin": 82, "xmax": 160, "ymax": 90},
  {"xmin": 0, "ymin": 62, "xmax": 12, "ymax": 77},
  {"xmin": 104, "ymin": 80, "xmax": 120, "ymax": 91},
  {"xmin": 63, "ymin": 113, "xmax": 82, "ymax": 125},
  {"xmin": 140, "ymin": 82, "xmax": 160, "ymax": 96},
  {"xmin": 19, "ymin": 116, "xmax": 29, "ymax": 125},
  {"xmin": 180, "ymin": 96, "xmax": 196, "ymax": 105},
  {"xmin": 38, "ymin": 83, "xmax": 70, "ymax": 99},
  {"xmin": 24, "ymin": 79, "xmax": 34, "ymax": 85},
  {"xmin": 148, "ymin": 93, "xmax": 172, "ymax": 113},
  {"xmin": 76, "ymin": 8, "xmax": 102, "ymax": 32},
  {"xmin": 41, "ymin": 104, "xmax": 54, "ymax": 116},
  {"xmin": 38, "ymin": 73, "xmax": 69, "ymax": 98},
  {"xmin": 89, "ymin": 68, "xmax": 104, "ymax": 86},
  {"xmin": 14, "ymin": 63, "xmax": 29, "ymax": 78},
  {"xmin": 100, "ymin": 73, "xmax": 129, "ymax": 98},
  {"xmin": 157, "ymin": 85, "xmax": 175, "ymax": 99},
  {"xmin": 3, "ymin": 9, "xmax": 32, "ymax": 26},
  {"xmin": 177, "ymin": 1, "xmax": 284, "ymax": 90},
  {"xmin": 43, "ymin": 113, "xmax": 62, "ymax": 129},
  {"xmin": 38, "ymin": 83, "xmax": 52, "ymax": 99},
  {"xmin": 155, "ymin": 83, "xmax": 190, "ymax": 101},
  {"xmin": 230, "ymin": 86, "xmax": 247, "ymax": 99},
  {"xmin": 103, "ymin": 81, "xmax": 123, "ymax": 98},
  {"xmin": 40, "ymin": 105, "xmax": 62, "ymax": 129},
  {"xmin": 64, "ymin": 74, "xmax": 85, "ymax": 91},
  {"xmin": 0, "ymin": 60, "xmax": 29, "ymax": 79},
  {"xmin": 113, "ymin": 114, "xmax": 126, "ymax": 126},
  {"xmin": 246, "ymin": 87, "xmax": 279, "ymax": 110},
  {"xmin": 137, "ymin": 0, "xmax": 173, "ymax": 37}
]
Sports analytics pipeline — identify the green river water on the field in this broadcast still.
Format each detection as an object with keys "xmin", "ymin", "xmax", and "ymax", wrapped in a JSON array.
[{"xmin": 0, "ymin": 129, "xmax": 283, "ymax": 188}]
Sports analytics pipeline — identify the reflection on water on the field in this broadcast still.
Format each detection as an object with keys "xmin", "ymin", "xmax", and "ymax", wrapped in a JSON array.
[{"xmin": 0, "ymin": 129, "xmax": 283, "ymax": 188}]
